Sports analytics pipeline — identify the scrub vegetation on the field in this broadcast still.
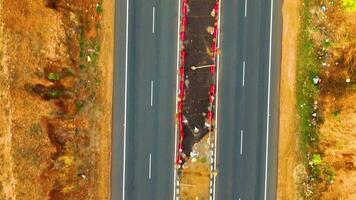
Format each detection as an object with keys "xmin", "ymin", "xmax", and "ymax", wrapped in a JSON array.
[
  {"xmin": 0, "ymin": 0, "xmax": 113, "ymax": 199},
  {"xmin": 296, "ymin": 0, "xmax": 356, "ymax": 199}
]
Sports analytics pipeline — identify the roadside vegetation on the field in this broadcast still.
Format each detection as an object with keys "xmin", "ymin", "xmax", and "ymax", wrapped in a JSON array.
[
  {"xmin": 296, "ymin": 0, "xmax": 356, "ymax": 198},
  {"xmin": 0, "ymin": 0, "xmax": 112, "ymax": 199}
]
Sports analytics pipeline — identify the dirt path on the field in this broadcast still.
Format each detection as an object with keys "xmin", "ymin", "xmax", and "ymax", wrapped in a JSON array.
[
  {"xmin": 96, "ymin": 0, "xmax": 114, "ymax": 199},
  {"xmin": 0, "ymin": 11, "xmax": 17, "ymax": 198},
  {"xmin": 277, "ymin": 0, "xmax": 301, "ymax": 199}
]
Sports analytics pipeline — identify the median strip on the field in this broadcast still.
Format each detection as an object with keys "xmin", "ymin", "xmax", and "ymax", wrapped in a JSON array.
[{"xmin": 174, "ymin": 0, "xmax": 221, "ymax": 199}]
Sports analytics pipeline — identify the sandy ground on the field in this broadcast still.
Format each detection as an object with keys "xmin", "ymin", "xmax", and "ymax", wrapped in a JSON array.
[
  {"xmin": 96, "ymin": 0, "xmax": 114, "ymax": 199},
  {"xmin": 276, "ymin": 0, "xmax": 301, "ymax": 199},
  {"xmin": 0, "ymin": 1, "xmax": 16, "ymax": 199},
  {"xmin": 179, "ymin": 135, "xmax": 211, "ymax": 200}
]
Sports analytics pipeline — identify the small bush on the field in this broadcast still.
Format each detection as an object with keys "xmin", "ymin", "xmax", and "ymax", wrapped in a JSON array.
[
  {"xmin": 48, "ymin": 72, "xmax": 60, "ymax": 81},
  {"xmin": 342, "ymin": 0, "xmax": 356, "ymax": 11}
]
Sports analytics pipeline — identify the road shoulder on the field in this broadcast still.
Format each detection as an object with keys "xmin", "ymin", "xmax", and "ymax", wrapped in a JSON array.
[{"xmin": 277, "ymin": 0, "xmax": 301, "ymax": 199}]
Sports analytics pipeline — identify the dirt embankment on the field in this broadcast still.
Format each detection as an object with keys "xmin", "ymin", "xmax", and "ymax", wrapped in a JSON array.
[
  {"xmin": 278, "ymin": 0, "xmax": 356, "ymax": 199},
  {"xmin": 277, "ymin": 0, "xmax": 301, "ymax": 199},
  {"xmin": 0, "ymin": 0, "xmax": 113, "ymax": 199}
]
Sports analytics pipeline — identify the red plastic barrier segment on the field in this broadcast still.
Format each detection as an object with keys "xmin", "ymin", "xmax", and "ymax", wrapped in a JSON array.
[
  {"xmin": 207, "ymin": 110, "xmax": 213, "ymax": 121},
  {"xmin": 180, "ymin": 31, "xmax": 186, "ymax": 41},
  {"xmin": 179, "ymin": 66, "xmax": 185, "ymax": 77},
  {"xmin": 210, "ymin": 84, "xmax": 216, "ymax": 95}
]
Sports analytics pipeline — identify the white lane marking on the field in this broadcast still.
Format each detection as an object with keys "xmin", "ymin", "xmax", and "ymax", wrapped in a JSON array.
[
  {"xmin": 264, "ymin": 0, "xmax": 274, "ymax": 199},
  {"xmin": 213, "ymin": 0, "xmax": 222, "ymax": 199},
  {"xmin": 150, "ymin": 80, "xmax": 154, "ymax": 106},
  {"xmin": 173, "ymin": 0, "xmax": 182, "ymax": 198},
  {"xmin": 149, "ymin": 153, "xmax": 152, "ymax": 179},
  {"xmin": 242, "ymin": 61, "xmax": 246, "ymax": 86},
  {"xmin": 123, "ymin": 0, "xmax": 130, "ymax": 198},
  {"xmin": 240, "ymin": 130, "xmax": 243, "ymax": 155},
  {"xmin": 244, "ymin": 0, "xmax": 248, "ymax": 17},
  {"xmin": 152, "ymin": 6, "xmax": 155, "ymax": 33},
  {"xmin": 239, "ymin": 198, "xmax": 241, "ymax": 200}
]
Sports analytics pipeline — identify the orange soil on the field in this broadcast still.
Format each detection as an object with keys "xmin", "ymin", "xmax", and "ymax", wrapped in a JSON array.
[
  {"xmin": 0, "ymin": 0, "xmax": 113, "ymax": 199},
  {"xmin": 277, "ymin": 0, "xmax": 301, "ymax": 199},
  {"xmin": 96, "ymin": 0, "xmax": 114, "ymax": 198},
  {"xmin": 179, "ymin": 134, "xmax": 211, "ymax": 200}
]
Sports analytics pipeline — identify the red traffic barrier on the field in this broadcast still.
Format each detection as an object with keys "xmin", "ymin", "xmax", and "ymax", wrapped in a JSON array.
[
  {"xmin": 179, "ymin": 80, "xmax": 185, "ymax": 98},
  {"xmin": 178, "ymin": 101, "xmax": 183, "ymax": 112},
  {"xmin": 180, "ymin": 49, "xmax": 186, "ymax": 59},
  {"xmin": 209, "ymin": 94, "xmax": 215, "ymax": 103},
  {"xmin": 182, "ymin": 4, "xmax": 188, "ymax": 15},
  {"xmin": 214, "ymin": 2, "xmax": 219, "ymax": 15},
  {"xmin": 210, "ymin": 84, "xmax": 216, "ymax": 95},
  {"xmin": 180, "ymin": 31, "xmax": 186, "ymax": 41},
  {"xmin": 213, "ymin": 25, "xmax": 218, "ymax": 38},
  {"xmin": 179, "ymin": 66, "xmax": 185, "ymax": 77},
  {"xmin": 181, "ymin": 15, "xmax": 187, "ymax": 28},
  {"xmin": 207, "ymin": 110, "xmax": 213, "ymax": 121},
  {"xmin": 211, "ymin": 41, "xmax": 217, "ymax": 52},
  {"xmin": 210, "ymin": 65, "xmax": 216, "ymax": 74}
]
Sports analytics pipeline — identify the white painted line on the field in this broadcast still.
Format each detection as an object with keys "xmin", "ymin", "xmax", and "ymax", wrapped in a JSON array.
[
  {"xmin": 244, "ymin": 0, "xmax": 248, "ymax": 17},
  {"xmin": 264, "ymin": 0, "xmax": 274, "ymax": 199},
  {"xmin": 173, "ymin": 0, "xmax": 182, "ymax": 198},
  {"xmin": 150, "ymin": 80, "xmax": 154, "ymax": 106},
  {"xmin": 122, "ymin": 0, "xmax": 130, "ymax": 198},
  {"xmin": 152, "ymin": 6, "xmax": 155, "ymax": 33},
  {"xmin": 242, "ymin": 61, "xmax": 245, "ymax": 86},
  {"xmin": 240, "ymin": 130, "xmax": 243, "ymax": 155},
  {"xmin": 213, "ymin": 0, "xmax": 222, "ymax": 199},
  {"xmin": 239, "ymin": 198, "xmax": 241, "ymax": 200},
  {"xmin": 149, "ymin": 153, "xmax": 152, "ymax": 179}
]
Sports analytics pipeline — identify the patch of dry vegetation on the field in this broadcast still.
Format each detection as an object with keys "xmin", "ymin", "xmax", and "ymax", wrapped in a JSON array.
[
  {"xmin": 179, "ymin": 135, "xmax": 211, "ymax": 200},
  {"xmin": 0, "ymin": 0, "xmax": 112, "ymax": 199},
  {"xmin": 296, "ymin": 0, "xmax": 356, "ymax": 198}
]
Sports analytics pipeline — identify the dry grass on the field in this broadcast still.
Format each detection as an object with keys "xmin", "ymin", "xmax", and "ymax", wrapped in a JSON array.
[{"xmin": 0, "ymin": 0, "xmax": 113, "ymax": 199}]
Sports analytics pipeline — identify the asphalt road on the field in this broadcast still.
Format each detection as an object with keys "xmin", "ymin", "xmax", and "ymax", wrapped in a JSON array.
[
  {"xmin": 216, "ymin": 0, "xmax": 282, "ymax": 199},
  {"xmin": 112, "ymin": 0, "xmax": 178, "ymax": 199}
]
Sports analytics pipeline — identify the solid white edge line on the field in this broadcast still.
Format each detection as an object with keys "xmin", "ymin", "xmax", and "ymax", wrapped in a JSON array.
[
  {"xmin": 264, "ymin": 0, "xmax": 274, "ymax": 199},
  {"xmin": 152, "ymin": 6, "xmax": 155, "ymax": 33},
  {"xmin": 244, "ymin": 0, "xmax": 247, "ymax": 17},
  {"xmin": 122, "ymin": 0, "xmax": 130, "ymax": 198},
  {"xmin": 149, "ymin": 153, "xmax": 152, "ymax": 179},
  {"xmin": 242, "ymin": 61, "xmax": 245, "ymax": 86},
  {"xmin": 213, "ymin": 0, "xmax": 222, "ymax": 199},
  {"xmin": 173, "ymin": 0, "xmax": 181, "ymax": 198},
  {"xmin": 240, "ymin": 130, "xmax": 243, "ymax": 155},
  {"xmin": 151, "ymin": 80, "xmax": 154, "ymax": 106}
]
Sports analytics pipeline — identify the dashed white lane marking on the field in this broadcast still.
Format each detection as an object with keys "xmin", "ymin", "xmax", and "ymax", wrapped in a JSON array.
[
  {"xmin": 240, "ymin": 130, "xmax": 243, "ymax": 155},
  {"xmin": 244, "ymin": 0, "xmax": 248, "ymax": 17},
  {"xmin": 242, "ymin": 61, "xmax": 246, "ymax": 86},
  {"xmin": 150, "ymin": 80, "xmax": 154, "ymax": 107},
  {"xmin": 152, "ymin": 6, "xmax": 155, "ymax": 33},
  {"xmin": 149, "ymin": 153, "xmax": 152, "ymax": 179}
]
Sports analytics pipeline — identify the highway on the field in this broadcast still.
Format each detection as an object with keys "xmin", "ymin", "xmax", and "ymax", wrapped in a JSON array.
[
  {"xmin": 111, "ymin": 0, "xmax": 178, "ymax": 199},
  {"xmin": 215, "ymin": 0, "xmax": 282, "ymax": 199}
]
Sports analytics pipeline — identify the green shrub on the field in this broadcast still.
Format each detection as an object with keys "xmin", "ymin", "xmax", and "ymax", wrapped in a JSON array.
[
  {"xmin": 342, "ymin": 0, "xmax": 356, "ymax": 11},
  {"xmin": 48, "ymin": 72, "xmax": 60, "ymax": 81}
]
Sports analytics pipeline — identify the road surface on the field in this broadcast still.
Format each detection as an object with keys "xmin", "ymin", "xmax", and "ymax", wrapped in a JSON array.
[
  {"xmin": 216, "ymin": 0, "xmax": 282, "ymax": 199},
  {"xmin": 112, "ymin": 0, "xmax": 178, "ymax": 199}
]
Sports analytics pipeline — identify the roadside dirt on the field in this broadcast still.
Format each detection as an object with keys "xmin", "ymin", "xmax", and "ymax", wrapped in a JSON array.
[
  {"xmin": 277, "ymin": 0, "xmax": 301, "ymax": 199},
  {"xmin": 0, "ymin": 0, "xmax": 113, "ymax": 199},
  {"xmin": 96, "ymin": 0, "xmax": 114, "ymax": 198},
  {"xmin": 179, "ymin": 135, "xmax": 211, "ymax": 200}
]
